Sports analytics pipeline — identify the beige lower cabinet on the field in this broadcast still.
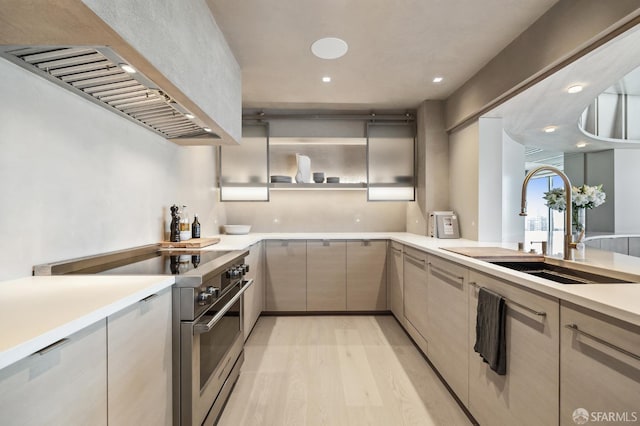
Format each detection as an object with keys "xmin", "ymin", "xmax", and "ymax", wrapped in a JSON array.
[
  {"xmin": 107, "ymin": 288, "xmax": 172, "ymax": 426},
  {"xmin": 560, "ymin": 302, "xmax": 640, "ymax": 426},
  {"xmin": 426, "ymin": 255, "xmax": 469, "ymax": 405},
  {"xmin": 243, "ymin": 241, "xmax": 264, "ymax": 340},
  {"xmin": 346, "ymin": 240, "xmax": 387, "ymax": 311},
  {"xmin": 403, "ymin": 246, "xmax": 429, "ymax": 353},
  {"xmin": 467, "ymin": 270, "xmax": 559, "ymax": 426},
  {"xmin": 307, "ymin": 240, "xmax": 347, "ymax": 311},
  {"xmin": 387, "ymin": 241, "xmax": 404, "ymax": 322},
  {"xmin": 265, "ymin": 240, "xmax": 307, "ymax": 311},
  {"xmin": 0, "ymin": 320, "xmax": 107, "ymax": 426}
]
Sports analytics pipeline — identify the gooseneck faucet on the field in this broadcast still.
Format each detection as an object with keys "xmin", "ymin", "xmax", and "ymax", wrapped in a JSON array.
[{"xmin": 520, "ymin": 166, "xmax": 577, "ymax": 260}]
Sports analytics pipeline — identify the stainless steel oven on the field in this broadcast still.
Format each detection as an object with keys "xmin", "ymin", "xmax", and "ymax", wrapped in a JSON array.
[
  {"xmin": 180, "ymin": 278, "xmax": 252, "ymax": 425},
  {"xmin": 33, "ymin": 244, "xmax": 252, "ymax": 426}
]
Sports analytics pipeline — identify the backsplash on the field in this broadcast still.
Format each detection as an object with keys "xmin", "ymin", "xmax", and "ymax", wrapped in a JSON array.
[
  {"xmin": 0, "ymin": 58, "xmax": 223, "ymax": 280},
  {"xmin": 223, "ymin": 190, "xmax": 407, "ymax": 232}
]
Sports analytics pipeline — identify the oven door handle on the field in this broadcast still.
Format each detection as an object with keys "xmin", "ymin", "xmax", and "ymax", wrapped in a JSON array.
[{"xmin": 193, "ymin": 279, "xmax": 254, "ymax": 335}]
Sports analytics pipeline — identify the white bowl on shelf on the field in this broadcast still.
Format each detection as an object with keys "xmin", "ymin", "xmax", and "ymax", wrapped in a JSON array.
[{"xmin": 223, "ymin": 225, "xmax": 252, "ymax": 235}]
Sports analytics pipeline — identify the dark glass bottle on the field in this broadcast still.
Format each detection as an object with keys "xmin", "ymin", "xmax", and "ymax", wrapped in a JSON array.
[{"xmin": 192, "ymin": 214, "xmax": 201, "ymax": 239}]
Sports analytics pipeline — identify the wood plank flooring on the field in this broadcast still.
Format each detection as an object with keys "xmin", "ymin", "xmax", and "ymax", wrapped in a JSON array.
[{"xmin": 218, "ymin": 315, "xmax": 472, "ymax": 426}]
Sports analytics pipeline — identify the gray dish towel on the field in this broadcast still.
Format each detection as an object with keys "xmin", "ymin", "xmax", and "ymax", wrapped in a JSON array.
[{"xmin": 473, "ymin": 287, "xmax": 507, "ymax": 375}]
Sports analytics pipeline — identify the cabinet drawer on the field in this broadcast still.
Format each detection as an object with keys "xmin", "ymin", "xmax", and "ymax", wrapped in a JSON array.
[
  {"xmin": 307, "ymin": 240, "xmax": 346, "ymax": 311},
  {"xmin": 346, "ymin": 240, "xmax": 387, "ymax": 311},
  {"xmin": 265, "ymin": 240, "xmax": 307, "ymax": 311},
  {"xmin": 560, "ymin": 302, "xmax": 640, "ymax": 425},
  {"xmin": 468, "ymin": 270, "xmax": 559, "ymax": 426},
  {"xmin": 403, "ymin": 249, "xmax": 428, "ymax": 343},
  {"xmin": 0, "ymin": 320, "xmax": 107, "ymax": 426},
  {"xmin": 427, "ymin": 255, "xmax": 469, "ymax": 405},
  {"xmin": 108, "ymin": 289, "xmax": 172, "ymax": 426}
]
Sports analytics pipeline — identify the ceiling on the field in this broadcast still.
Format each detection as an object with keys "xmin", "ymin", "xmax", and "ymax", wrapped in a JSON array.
[
  {"xmin": 206, "ymin": 0, "xmax": 558, "ymax": 111},
  {"xmin": 488, "ymin": 24, "xmax": 640, "ymax": 153}
]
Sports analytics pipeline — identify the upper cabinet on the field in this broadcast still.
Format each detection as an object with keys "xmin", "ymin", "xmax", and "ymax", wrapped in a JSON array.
[
  {"xmin": 220, "ymin": 117, "xmax": 416, "ymax": 201},
  {"xmin": 367, "ymin": 123, "xmax": 416, "ymax": 201},
  {"xmin": 0, "ymin": 0, "xmax": 241, "ymax": 145}
]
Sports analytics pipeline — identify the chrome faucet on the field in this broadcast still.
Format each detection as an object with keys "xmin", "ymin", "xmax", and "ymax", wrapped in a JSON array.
[{"xmin": 520, "ymin": 166, "xmax": 577, "ymax": 260}]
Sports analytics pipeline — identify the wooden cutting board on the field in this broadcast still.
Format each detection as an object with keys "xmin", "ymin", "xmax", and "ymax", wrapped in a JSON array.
[
  {"xmin": 160, "ymin": 237, "xmax": 220, "ymax": 248},
  {"xmin": 441, "ymin": 246, "xmax": 544, "ymax": 262}
]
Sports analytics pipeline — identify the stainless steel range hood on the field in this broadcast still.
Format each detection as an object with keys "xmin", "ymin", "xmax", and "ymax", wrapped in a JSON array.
[{"xmin": 0, "ymin": 45, "xmax": 220, "ymax": 142}]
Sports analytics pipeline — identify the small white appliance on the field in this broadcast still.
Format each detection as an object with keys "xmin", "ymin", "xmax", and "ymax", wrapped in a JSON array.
[{"xmin": 428, "ymin": 211, "xmax": 460, "ymax": 239}]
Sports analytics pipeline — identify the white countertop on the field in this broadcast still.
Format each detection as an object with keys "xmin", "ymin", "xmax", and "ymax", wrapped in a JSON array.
[
  {"xmin": 0, "ymin": 275, "xmax": 174, "ymax": 371},
  {"xmin": 205, "ymin": 232, "xmax": 640, "ymax": 326},
  {"xmin": 2, "ymin": 231, "xmax": 639, "ymax": 371}
]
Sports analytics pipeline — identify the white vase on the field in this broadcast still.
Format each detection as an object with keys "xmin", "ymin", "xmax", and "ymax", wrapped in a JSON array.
[{"xmin": 295, "ymin": 154, "xmax": 311, "ymax": 183}]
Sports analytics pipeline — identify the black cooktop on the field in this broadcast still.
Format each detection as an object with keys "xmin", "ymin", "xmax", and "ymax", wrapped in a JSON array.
[{"xmin": 71, "ymin": 250, "xmax": 232, "ymax": 275}]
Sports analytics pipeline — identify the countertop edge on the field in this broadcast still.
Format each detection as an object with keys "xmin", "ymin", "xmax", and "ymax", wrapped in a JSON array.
[
  {"xmin": 0, "ymin": 276, "xmax": 174, "ymax": 371},
  {"xmin": 204, "ymin": 232, "xmax": 640, "ymax": 326}
]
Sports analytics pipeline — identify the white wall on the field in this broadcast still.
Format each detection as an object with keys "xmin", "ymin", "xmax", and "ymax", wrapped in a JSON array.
[
  {"xmin": 501, "ymin": 132, "xmax": 526, "ymax": 243},
  {"xmin": 477, "ymin": 118, "xmax": 503, "ymax": 241},
  {"xmin": 0, "ymin": 59, "xmax": 223, "ymax": 280},
  {"xmin": 449, "ymin": 118, "xmax": 524, "ymax": 242},
  {"xmin": 449, "ymin": 122, "xmax": 479, "ymax": 240},
  {"xmin": 614, "ymin": 149, "xmax": 640, "ymax": 233}
]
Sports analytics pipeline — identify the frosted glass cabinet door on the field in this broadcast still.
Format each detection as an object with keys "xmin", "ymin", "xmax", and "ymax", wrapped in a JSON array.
[
  {"xmin": 367, "ymin": 123, "xmax": 415, "ymax": 201},
  {"xmin": 220, "ymin": 123, "xmax": 269, "ymax": 201}
]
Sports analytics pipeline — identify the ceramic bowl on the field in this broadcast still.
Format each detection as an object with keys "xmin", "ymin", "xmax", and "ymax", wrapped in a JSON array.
[{"xmin": 223, "ymin": 225, "xmax": 252, "ymax": 235}]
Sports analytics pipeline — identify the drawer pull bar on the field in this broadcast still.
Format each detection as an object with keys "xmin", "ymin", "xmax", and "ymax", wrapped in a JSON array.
[
  {"xmin": 142, "ymin": 293, "xmax": 157, "ymax": 302},
  {"xmin": 35, "ymin": 338, "xmax": 70, "ymax": 356},
  {"xmin": 404, "ymin": 253, "xmax": 426, "ymax": 265},
  {"xmin": 565, "ymin": 324, "xmax": 640, "ymax": 361},
  {"xmin": 391, "ymin": 246, "xmax": 402, "ymax": 254},
  {"xmin": 428, "ymin": 262, "xmax": 464, "ymax": 281},
  {"xmin": 469, "ymin": 282, "xmax": 546, "ymax": 317}
]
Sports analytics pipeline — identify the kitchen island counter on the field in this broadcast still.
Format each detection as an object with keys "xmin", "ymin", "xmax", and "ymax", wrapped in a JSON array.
[{"xmin": 0, "ymin": 275, "xmax": 174, "ymax": 370}]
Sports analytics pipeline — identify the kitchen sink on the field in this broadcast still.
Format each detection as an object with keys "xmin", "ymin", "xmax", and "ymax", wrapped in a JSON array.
[{"xmin": 491, "ymin": 261, "xmax": 634, "ymax": 284}]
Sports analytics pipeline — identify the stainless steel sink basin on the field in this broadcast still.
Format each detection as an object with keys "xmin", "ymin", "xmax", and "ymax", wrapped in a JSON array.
[{"xmin": 491, "ymin": 261, "xmax": 633, "ymax": 284}]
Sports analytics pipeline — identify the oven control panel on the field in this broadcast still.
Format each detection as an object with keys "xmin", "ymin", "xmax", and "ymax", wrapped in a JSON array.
[
  {"xmin": 197, "ymin": 262, "xmax": 247, "ymax": 306},
  {"xmin": 177, "ymin": 257, "xmax": 248, "ymax": 321}
]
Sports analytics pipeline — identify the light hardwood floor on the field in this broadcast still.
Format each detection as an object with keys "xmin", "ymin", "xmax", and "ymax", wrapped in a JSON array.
[{"xmin": 218, "ymin": 315, "xmax": 472, "ymax": 426}]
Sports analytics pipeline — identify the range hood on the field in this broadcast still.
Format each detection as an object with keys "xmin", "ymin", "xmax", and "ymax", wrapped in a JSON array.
[{"xmin": 0, "ymin": 45, "xmax": 220, "ymax": 142}]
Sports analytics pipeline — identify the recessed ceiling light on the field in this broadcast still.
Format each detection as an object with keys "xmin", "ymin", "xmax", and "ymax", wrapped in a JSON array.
[
  {"xmin": 543, "ymin": 126, "xmax": 557, "ymax": 133},
  {"xmin": 185, "ymin": 113, "xmax": 195, "ymax": 119},
  {"xmin": 311, "ymin": 37, "xmax": 348, "ymax": 59},
  {"xmin": 203, "ymin": 127, "xmax": 212, "ymax": 132},
  {"xmin": 433, "ymin": 77, "xmax": 443, "ymax": 83},
  {"xmin": 567, "ymin": 85, "xmax": 583, "ymax": 94},
  {"xmin": 576, "ymin": 142, "xmax": 587, "ymax": 148},
  {"xmin": 322, "ymin": 76, "xmax": 331, "ymax": 83},
  {"xmin": 119, "ymin": 63, "xmax": 136, "ymax": 74}
]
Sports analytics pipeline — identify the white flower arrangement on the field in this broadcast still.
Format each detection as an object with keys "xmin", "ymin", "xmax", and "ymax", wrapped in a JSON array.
[
  {"xmin": 543, "ymin": 184, "xmax": 606, "ymax": 233},
  {"xmin": 543, "ymin": 184, "xmax": 606, "ymax": 211}
]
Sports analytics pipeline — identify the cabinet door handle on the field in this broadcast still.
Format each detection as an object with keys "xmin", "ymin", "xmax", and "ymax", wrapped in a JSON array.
[
  {"xmin": 390, "ymin": 246, "xmax": 402, "ymax": 254},
  {"xmin": 142, "ymin": 293, "xmax": 157, "ymax": 303},
  {"xmin": 428, "ymin": 262, "xmax": 464, "ymax": 281},
  {"xmin": 469, "ymin": 281, "xmax": 547, "ymax": 317},
  {"xmin": 35, "ymin": 338, "xmax": 70, "ymax": 356},
  {"xmin": 565, "ymin": 324, "xmax": 640, "ymax": 362},
  {"xmin": 404, "ymin": 253, "xmax": 426, "ymax": 268}
]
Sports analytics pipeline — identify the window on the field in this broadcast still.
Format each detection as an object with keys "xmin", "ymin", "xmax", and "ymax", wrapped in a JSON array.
[{"xmin": 524, "ymin": 175, "xmax": 565, "ymax": 255}]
